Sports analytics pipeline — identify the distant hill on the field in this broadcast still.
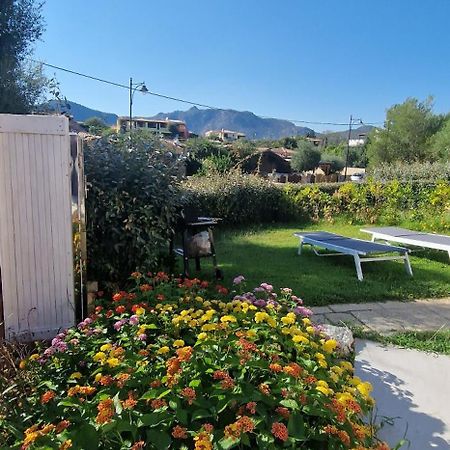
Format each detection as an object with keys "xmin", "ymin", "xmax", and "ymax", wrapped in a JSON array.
[
  {"xmin": 319, "ymin": 125, "xmax": 376, "ymax": 145},
  {"xmin": 41, "ymin": 101, "xmax": 316, "ymax": 139},
  {"xmin": 151, "ymin": 107, "xmax": 315, "ymax": 139},
  {"xmin": 42, "ymin": 100, "xmax": 118, "ymax": 126}
]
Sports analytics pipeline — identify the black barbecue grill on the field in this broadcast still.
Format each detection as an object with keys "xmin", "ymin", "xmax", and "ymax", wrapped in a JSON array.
[{"xmin": 172, "ymin": 208, "xmax": 223, "ymax": 279}]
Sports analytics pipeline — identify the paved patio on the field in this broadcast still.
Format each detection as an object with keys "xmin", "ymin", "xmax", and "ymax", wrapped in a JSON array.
[
  {"xmin": 312, "ymin": 298, "xmax": 450, "ymax": 334},
  {"xmin": 355, "ymin": 339, "xmax": 450, "ymax": 449}
]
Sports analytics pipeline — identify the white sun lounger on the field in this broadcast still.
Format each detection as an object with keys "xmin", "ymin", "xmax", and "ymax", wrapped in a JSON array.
[
  {"xmin": 361, "ymin": 227, "xmax": 450, "ymax": 261},
  {"xmin": 294, "ymin": 231, "xmax": 413, "ymax": 281}
]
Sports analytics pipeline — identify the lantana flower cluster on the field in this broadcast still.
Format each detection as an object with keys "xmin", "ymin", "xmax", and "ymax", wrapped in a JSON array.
[{"xmin": 4, "ymin": 273, "xmax": 390, "ymax": 450}]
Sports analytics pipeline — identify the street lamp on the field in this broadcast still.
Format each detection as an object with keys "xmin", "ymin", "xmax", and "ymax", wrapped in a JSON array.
[
  {"xmin": 344, "ymin": 115, "xmax": 363, "ymax": 180},
  {"xmin": 129, "ymin": 77, "xmax": 148, "ymax": 146}
]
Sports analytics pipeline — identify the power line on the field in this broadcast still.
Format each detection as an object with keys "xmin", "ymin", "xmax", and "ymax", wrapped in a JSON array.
[{"xmin": 33, "ymin": 59, "xmax": 383, "ymax": 127}]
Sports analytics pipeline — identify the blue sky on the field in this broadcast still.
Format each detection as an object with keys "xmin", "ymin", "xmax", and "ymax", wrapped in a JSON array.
[{"xmin": 35, "ymin": 0, "xmax": 450, "ymax": 131}]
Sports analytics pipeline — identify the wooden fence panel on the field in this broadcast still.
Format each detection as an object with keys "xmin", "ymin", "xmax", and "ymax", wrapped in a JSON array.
[{"xmin": 0, "ymin": 114, "xmax": 75, "ymax": 340}]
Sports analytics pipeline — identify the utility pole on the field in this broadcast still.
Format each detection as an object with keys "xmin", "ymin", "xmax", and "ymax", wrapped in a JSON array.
[
  {"xmin": 344, "ymin": 114, "xmax": 352, "ymax": 180},
  {"xmin": 129, "ymin": 77, "xmax": 133, "ymax": 147}
]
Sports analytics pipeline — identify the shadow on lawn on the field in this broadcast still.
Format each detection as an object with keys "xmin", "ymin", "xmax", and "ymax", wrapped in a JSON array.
[{"xmin": 355, "ymin": 340, "xmax": 450, "ymax": 450}]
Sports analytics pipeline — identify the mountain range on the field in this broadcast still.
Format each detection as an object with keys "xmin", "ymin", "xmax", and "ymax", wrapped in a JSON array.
[
  {"xmin": 42, "ymin": 100, "xmax": 375, "ymax": 141},
  {"xmin": 152, "ymin": 106, "xmax": 315, "ymax": 139},
  {"xmin": 43, "ymin": 101, "xmax": 315, "ymax": 139}
]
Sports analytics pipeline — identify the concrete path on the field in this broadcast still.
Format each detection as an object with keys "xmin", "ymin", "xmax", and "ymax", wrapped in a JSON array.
[
  {"xmin": 355, "ymin": 339, "xmax": 450, "ymax": 450},
  {"xmin": 312, "ymin": 298, "xmax": 450, "ymax": 334}
]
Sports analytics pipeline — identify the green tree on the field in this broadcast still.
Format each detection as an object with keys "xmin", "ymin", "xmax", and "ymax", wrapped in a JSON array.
[
  {"xmin": 184, "ymin": 138, "xmax": 228, "ymax": 175},
  {"xmin": 0, "ymin": 0, "xmax": 48, "ymax": 113},
  {"xmin": 291, "ymin": 141, "xmax": 321, "ymax": 172},
  {"xmin": 282, "ymin": 136, "xmax": 298, "ymax": 149},
  {"xmin": 321, "ymin": 154, "xmax": 345, "ymax": 173},
  {"xmin": 366, "ymin": 97, "xmax": 444, "ymax": 165},
  {"xmin": 230, "ymin": 139, "xmax": 257, "ymax": 160},
  {"xmin": 429, "ymin": 117, "xmax": 450, "ymax": 161},
  {"xmin": 84, "ymin": 117, "xmax": 110, "ymax": 135}
]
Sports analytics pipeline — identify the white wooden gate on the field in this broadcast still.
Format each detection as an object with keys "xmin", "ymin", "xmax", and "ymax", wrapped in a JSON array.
[{"xmin": 0, "ymin": 114, "xmax": 75, "ymax": 340}]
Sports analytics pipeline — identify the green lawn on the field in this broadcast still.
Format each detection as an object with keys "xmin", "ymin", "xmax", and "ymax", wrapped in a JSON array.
[
  {"xmin": 352, "ymin": 328, "xmax": 450, "ymax": 355},
  {"xmin": 193, "ymin": 222, "xmax": 450, "ymax": 306}
]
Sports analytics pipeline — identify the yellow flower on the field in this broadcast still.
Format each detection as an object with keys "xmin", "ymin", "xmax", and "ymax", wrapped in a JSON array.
[
  {"xmin": 357, "ymin": 382, "xmax": 373, "ymax": 398},
  {"xmin": 306, "ymin": 326, "xmax": 315, "ymax": 334},
  {"xmin": 100, "ymin": 344, "xmax": 112, "ymax": 352},
  {"xmin": 189, "ymin": 320, "xmax": 199, "ymax": 327},
  {"xmin": 350, "ymin": 376, "xmax": 362, "ymax": 386},
  {"xmin": 292, "ymin": 335, "xmax": 309, "ymax": 344},
  {"xmin": 318, "ymin": 359, "xmax": 328, "ymax": 368},
  {"xmin": 316, "ymin": 385, "xmax": 331, "ymax": 395},
  {"xmin": 246, "ymin": 330, "xmax": 257, "ymax": 338},
  {"xmin": 281, "ymin": 327, "xmax": 291, "ymax": 335},
  {"xmin": 340, "ymin": 361, "xmax": 353, "ymax": 372},
  {"xmin": 173, "ymin": 340, "xmax": 185, "ymax": 348},
  {"xmin": 135, "ymin": 307, "xmax": 145, "ymax": 316},
  {"xmin": 69, "ymin": 372, "xmax": 82, "ymax": 379},
  {"xmin": 107, "ymin": 357, "xmax": 120, "ymax": 368},
  {"xmin": 195, "ymin": 296, "xmax": 204, "ymax": 302},
  {"xmin": 323, "ymin": 339, "xmax": 338, "ymax": 354},
  {"xmin": 93, "ymin": 352, "xmax": 107, "ymax": 363},
  {"xmin": 336, "ymin": 392, "xmax": 355, "ymax": 404},
  {"xmin": 197, "ymin": 332, "xmax": 208, "ymax": 341},
  {"xmin": 157, "ymin": 346, "xmax": 170, "ymax": 354},
  {"xmin": 201, "ymin": 323, "xmax": 217, "ymax": 332},
  {"xmin": 267, "ymin": 317, "xmax": 277, "ymax": 328},
  {"xmin": 29, "ymin": 354, "xmax": 40, "ymax": 361},
  {"xmin": 94, "ymin": 373, "xmax": 103, "ymax": 382},
  {"xmin": 203, "ymin": 301, "xmax": 211, "ymax": 307},
  {"xmin": 255, "ymin": 312, "xmax": 268, "ymax": 323},
  {"xmin": 315, "ymin": 352, "xmax": 325, "ymax": 360},
  {"xmin": 19, "ymin": 360, "xmax": 26, "ymax": 369},
  {"xmin": 281, "ymin": 313, "xmax": 296, "ymax": 325},
  {"xmin": 220, "ymin": 315, "xmax": 237, "ymax": 323},
  {"xmin": 302, "ymin": 318, "xmax": 311, "ymax": 326}
]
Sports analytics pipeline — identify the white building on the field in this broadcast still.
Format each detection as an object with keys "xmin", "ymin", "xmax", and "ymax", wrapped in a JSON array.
[{"xmin": 205, "ymin": 129, "xmax": 246, "ymax": 142}]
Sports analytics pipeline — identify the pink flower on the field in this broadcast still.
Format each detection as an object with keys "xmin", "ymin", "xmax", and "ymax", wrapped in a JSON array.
[
  {"xmin": 281, "ymin": 288, "xmax": 292, "ymax": 295},
  {"xmin": 233, "ymin": 275, "xmax": 245, "ymax": 285},
  {"xmin": 129, "ymin": 315, "xmax": 139, "ymax": 326},
  {"xmin": 260, "ymin": 283, "xmax": 273, "ymax": 292}
]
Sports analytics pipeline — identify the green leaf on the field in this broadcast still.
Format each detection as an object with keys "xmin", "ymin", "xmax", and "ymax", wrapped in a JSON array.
[
  {"xmin": 140, "ymin": 412, "xmax": 169, "ymax": 427},
  {"xmin": 191, "ymin": 409, "xmax": 211, "ymax": 421},
  {"xmin": 287, "ymin": 412, "xmax": 305, "ymax": 440},
  {"xmin": 158, "ymin": 389, "xmax": 172, "ymax": 399},
  {"xmin": 280, "ymin": 399, "xmax": 299, "ymax": 410},
  {"xmin": 146, "ymin": 430, "xmax": 172, "ymax": 450},
  {"xmin": 189, "ymin": 379, "xmax": 201, "ymax": 388},
  {"xmin": 176, "ymin": 408, "xmax": 188, "ymax": 425},
  {"xmin": 71, "ymin": 424, "xmax": 99, "ymax": 450},
  {"xmin": 218, "ymin": 436, "xmax": 240, "ymax": 450}
]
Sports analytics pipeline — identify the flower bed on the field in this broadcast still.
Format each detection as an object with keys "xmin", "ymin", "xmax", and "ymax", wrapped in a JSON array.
[{"xmin": 2, "ymin": 274, "xmax": 390, "ymax": 450}]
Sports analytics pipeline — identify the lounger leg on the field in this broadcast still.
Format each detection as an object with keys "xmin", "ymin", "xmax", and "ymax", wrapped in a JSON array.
[
  {"xmin": 353, "ymin": 254, "xmax": 364, "ymax": 281},
  {"xmin": 403, "ymin": 253, "xmax": 413, "ymax": 276},
  {"xmin": 298, "ymin": 238, "xmax": 304, "ymax": 255}
]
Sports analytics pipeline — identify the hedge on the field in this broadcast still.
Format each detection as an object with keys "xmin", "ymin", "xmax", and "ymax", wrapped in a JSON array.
[{"xmin": 181, "ymin": 172, "xmax": 450, "ymax": 231}]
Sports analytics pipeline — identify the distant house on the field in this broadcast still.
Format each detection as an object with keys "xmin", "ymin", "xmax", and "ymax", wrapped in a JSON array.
[
  {"xmin": 116, "ymin": 117, "xmax": 189, "ymax": 140},
  {"xmin": 306, "ymin": 137, "xmax": 323, "ymax": 147},
  {"xmin": 205, "ymin": 129, "xmax": 246, "ymax": 142},
  {"xmin": 348, "ymin": 134, "xmax": 368, "ymax": 147},
  {"xmin": 237, "ymin": 149, "xmax": 291, "ymax": 177}
]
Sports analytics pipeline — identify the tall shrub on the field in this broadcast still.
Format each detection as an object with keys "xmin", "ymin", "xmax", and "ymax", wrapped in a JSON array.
[{"xmin": 84, "ymin": 132, "xmax": 182, "ymax": 284}]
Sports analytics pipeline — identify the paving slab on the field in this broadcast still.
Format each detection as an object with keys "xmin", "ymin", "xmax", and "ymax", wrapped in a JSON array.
[
  {"xmin": 352, "ymin": 310, "xmax": 408, "ymax": 333},
  {"xmin": 311, "ymin": 306, "xmax": 332, "ymax": 314},
  {"xmin": 329, "ymin": 303, "xmax": 382, "ymax": 312},
  {"xmin": 355, "ymin": 339, "xmax": 450, "ymax": 450},
  {"xmin": 324, "ymin": 312, "xmax": 363, "ymax": 326}
]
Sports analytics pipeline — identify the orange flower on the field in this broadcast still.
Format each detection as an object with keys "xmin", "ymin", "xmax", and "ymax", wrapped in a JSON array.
[
  {"xmin": 176, "ymin": 346, "xmax": 193, "ymax": 362},
  {"xmin": 283, "ymin": 362, "xmax": 302, "ymax": 378},
  {"xmin": 140, "ymin": 283, "xmax": 153, "ymax": 292},
  {"xmin": 172, "ymin": 425, "xmax": 188, "ymax": 439},
  {"xmin": 131, "ymin": 441, "xmax": 145, "ymax": 450},
  {"xmin": 40, "ymin": 390, "xmax": 55, "ymax": 404},
  {"xmin": 55, "ymin": 420, "xmax": 71, "ymax": 433},
  {"xmin": 245, "ymin": 402, "xmax": 257, "ymax": 414},
  {"xmin": 275, "ymin": 406, "xmax": 290, "ymax": 419},
  {"xmin": 259, "ymin": 383, "xmax": 271, "ymax": 396},
  {"xmin": 181, "ymin": 387, "xmax": 196, "ymax": 405},
  {"xmin": 269, "ymin": 363, "xmax": 283, "ymax": 373},
  {"xmin": 271, "ymin": 422, "xmax": 288, "ymax": 441},
  {"xmin": 96, "ymin": 398, "xmax": 114, "ymax": 424},
  {"xmin": 115, "ymin": 373, "xmax": 131, "ymax": 388},
  {"xmin": 237, "ymin": 416, "xmax": 254, "ymax": 433},
  {"xmin": 203, "ymin": 423, "xmax": 214, "ymax": 433},
  {"xmin": 150, "ymin": 380, "xmax": 162, "ymax": 388},
  {"xmin": 115, "ymin": 305, "xmax": 126, "ymax": 314},
  {"xmin": 150, "ymin": 399, "xmax": 167, "ymax": 409},
  {"xmin": 59, "ymin": 440, "xmax": 72, "ymax": 450},
  {"xmin": 194, "ymin": 431, "xmax": 212, "ymax": 450},
  {"xmin": 122, "ymin": 391, "xmax": 138, "ymax": 410}
]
